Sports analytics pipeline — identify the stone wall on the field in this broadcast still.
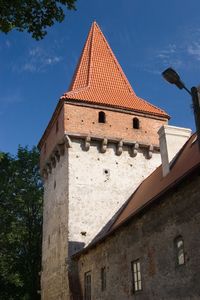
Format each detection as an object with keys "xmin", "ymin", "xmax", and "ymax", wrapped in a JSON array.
[
  {"xmin": 41, "ymin": 136, "xmax": 162, "ymax": 299},
  {"xmin": 76, "ymin": 172, "xmax": 200, "ymax": 300},
  {"xmin": 68, "ymin": 138, "xmax": 162, "ymax": 255},
  {"xmin": 41, "ymin": 154, "xmax": 70, "ymax": 300}
]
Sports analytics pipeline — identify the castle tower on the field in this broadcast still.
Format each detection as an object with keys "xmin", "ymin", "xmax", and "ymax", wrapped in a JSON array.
[{"xmin": 38, "ymin": 22, "xmax": 169, "ymax": 299}]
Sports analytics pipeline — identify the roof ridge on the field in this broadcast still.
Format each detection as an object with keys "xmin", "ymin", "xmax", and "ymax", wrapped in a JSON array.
[
  {"xmin": 87, "ymin": 21, "xmax": 95, "ymax": 87},
  {"xmin": 68, "ymin": 22, "xmax": 94, "ymax": 91},
  {"xmin": 94, "ymin": 22, "xmax": 136, "ymax": 97}
]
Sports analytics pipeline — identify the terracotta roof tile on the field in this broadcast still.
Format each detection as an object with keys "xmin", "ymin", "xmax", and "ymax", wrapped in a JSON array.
[
  {"xmin": 110, "ymin": 134, "xmax": 200, "ymax": 231},
  {"xmin": 62, "ymin": 22, "xmax": 169, "ymax": 119}
]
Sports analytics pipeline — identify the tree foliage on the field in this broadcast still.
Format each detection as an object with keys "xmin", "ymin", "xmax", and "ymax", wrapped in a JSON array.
[
  {"xmin": 0, "ymin": 0, "xmax": 76, "ymax": 40},
  {"xmin": 0, "ymin": 147, "xmax": 43, "ymax": 299}
]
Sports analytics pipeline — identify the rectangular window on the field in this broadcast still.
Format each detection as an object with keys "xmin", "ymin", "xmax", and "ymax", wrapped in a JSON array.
[
  {"xmin": 131, "ymin": 260, "xmax": 142, "ymax": 292},
  {"xmin": 174, "ymin": 236, "xmax": 185, "ymax": 266},
  {"xmin": 101, "ymin": 267, "xmax": 106, "ymax": 291},
  {"xmin": 84, "ymin": 271, "xmax": 91, "ymax": 300}
]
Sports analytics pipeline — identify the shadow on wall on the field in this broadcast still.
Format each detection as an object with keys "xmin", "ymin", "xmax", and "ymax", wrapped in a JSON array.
[
  {"xmin": 69, "ymin": 241, "xmax": 85, "ymax": 257},
  {"xmin": 69, "ymin": 241, "xmax": 85, "ymax": 300}
]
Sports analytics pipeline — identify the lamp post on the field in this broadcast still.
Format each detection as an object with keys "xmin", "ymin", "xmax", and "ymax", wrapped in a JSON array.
[{"xmin": 162, "ymin": 67, "xmax": 200, "ymax": 149}]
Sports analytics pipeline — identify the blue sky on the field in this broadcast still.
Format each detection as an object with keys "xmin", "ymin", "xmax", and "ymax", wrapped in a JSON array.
[{"xmin": 1, "ymin": 0, "xmax": 200, "ymax": 154}]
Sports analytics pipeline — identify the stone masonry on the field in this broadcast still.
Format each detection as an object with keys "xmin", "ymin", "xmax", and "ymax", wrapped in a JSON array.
[{"xmin": 76, "ymin": 172, "xmax": 200, "ymax": 300}]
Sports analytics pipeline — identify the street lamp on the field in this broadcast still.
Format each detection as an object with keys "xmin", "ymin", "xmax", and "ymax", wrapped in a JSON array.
[{"xmin": 162, "ymin": 67, "xmax": 200, "ymax": 149}]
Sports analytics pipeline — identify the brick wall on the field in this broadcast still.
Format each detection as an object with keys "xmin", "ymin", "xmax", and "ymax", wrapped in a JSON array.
[
  {"xmin": 39, "ymin": 102, "xmax": 167, "ymax": 168},
  {"xmin": 64, "ymin": 103, "xmax": 167, "ymax": 145},
  {"xmin": 40, "ymin": 104, "xmax": 64, "ymax": 168}
]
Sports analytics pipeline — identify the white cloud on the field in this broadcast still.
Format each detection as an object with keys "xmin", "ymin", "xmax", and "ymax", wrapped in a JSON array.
[
  {"xmin": 0, "ymin": 92, "xmax": 23, "ymax": 104},
  {"xmin": 13, "ymin": 46, "xmax": 62, "ymax": 73},
  {"xmin": 187, "ymin": 42, "xmax": 200, "ymax": 61}
]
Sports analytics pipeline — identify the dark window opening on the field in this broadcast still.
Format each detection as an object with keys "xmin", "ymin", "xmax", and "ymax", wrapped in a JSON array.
[
  {"xmin": 98, "ymin": 111, "xmax": 106, "ymax": 123},
  {"xmin": 174, "ymin": 236, "xmax": 185, "ymax": 266},
  {"xmin": 104, "ymin": 169, "xmax": 109, "ymax": 175},
  {"xmin": 84, "ymin": 271, "xmax": 91, "ymax": 300},
  {"xmin": 101, "ymin": 267, "xmax": 106, "ymax": 291},
  {"xmin": 131, "ymin": 260, "xmax": 142, "ymax": 293},
  {"xmin": 133, "ymin": 117, "xmax": 140, "ymax": 129}
]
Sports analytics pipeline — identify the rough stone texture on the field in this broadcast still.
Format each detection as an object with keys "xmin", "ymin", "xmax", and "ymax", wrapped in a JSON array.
[
  {"xmin": 41, "ymin": 154, "xmax": 70, "ymax": 300},
  {"xmin": 68, "ymin": 139, "xmax": 161, "ymax": 254},
  {"xmin": 41, "ymin": 139, "xmax": 162, "ymax": 299},
  {"xmin": 77, "ymin": 173, "xmax": 200, "ymax": 300}
]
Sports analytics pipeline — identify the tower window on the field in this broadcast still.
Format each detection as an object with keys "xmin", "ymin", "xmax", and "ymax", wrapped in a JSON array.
[
  {"xmin": 84, "ymin": 271, "xmax": 92, "ymax": 300},
  {"xmin": 131, "ymin": 260, "xmax": 142, "ymax": 293},
  {"xmin": 174, "ymin": 236, "xmax": 185, "ymax": 266},
  {"xmin": 98, "ymin": 111, "xmax": 106, "ymax": 123},
  {"xmin": 133, "ymin": 117, "xmax": 139, "ymax": 129}
]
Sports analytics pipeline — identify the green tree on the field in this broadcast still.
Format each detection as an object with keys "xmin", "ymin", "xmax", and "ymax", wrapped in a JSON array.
[
  {"xmin": 0, "ymin": 147, "xmax": 43, "ymax": 299},
  {"xmin": 0, "ymin": 0, "xmax": 76, "ymax": 40}
]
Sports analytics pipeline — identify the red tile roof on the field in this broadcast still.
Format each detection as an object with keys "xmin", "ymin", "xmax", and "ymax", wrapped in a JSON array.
[
  {"xmin": 110, "ymin": 134, "xmax": 200, "ymax": 231},
  {"xmin": 62, "ymin": 22, "xmax": 169, "ymax": 119},
  {"xmin": 73, "ymin": 134, "xmax": 200, "ymax": 257}
]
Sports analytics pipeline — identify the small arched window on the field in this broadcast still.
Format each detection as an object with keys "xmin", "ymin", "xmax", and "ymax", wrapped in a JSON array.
[
  {"xmin": 133, "ymin": 117, "xmax": 139, "ymax": 129},
  {"xmin": 98, "ymin": 111, "xmax": 106, "ymax": 123},
  {"xmin": 174, "ymin": 236, "xmax": 185, "ymax": 265}
]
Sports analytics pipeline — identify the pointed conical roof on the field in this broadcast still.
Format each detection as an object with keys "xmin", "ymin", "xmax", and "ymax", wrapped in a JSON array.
[{"xmin": 62, "ymin": 22, "xmax": 169, "ymax": 119}]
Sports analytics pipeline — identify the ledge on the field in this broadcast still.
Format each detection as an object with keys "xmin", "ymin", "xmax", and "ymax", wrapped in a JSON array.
[{"xmin": 40, "ymin": 132, "xmax": 160, "ymax": 179}]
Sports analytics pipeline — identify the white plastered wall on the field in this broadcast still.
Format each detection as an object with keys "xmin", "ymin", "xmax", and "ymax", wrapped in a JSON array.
[{"xmin": 67, "ymin": 139, "xmax": 161, "ymax": 255}]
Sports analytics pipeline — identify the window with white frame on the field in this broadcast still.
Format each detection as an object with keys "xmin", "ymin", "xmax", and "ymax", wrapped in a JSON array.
[
  {"xmin": 175, "ymin": 236, "xmax": 185, "ymax": 266},
  {"xmin": 131, "ymin": 259, "xmax": 142, "ymax": 292}
]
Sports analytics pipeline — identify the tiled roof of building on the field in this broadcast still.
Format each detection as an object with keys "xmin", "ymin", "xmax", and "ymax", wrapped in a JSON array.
[
  {"xmin": 109, "ymin": 134, "xmax": 200, "ymax": 231},
  {"xmin": 62, "ymin": 22, "xmax": 169, "ymax": 119},
  {"xmin": 73, "ymin": 134, "xmax": 200, "ymax": 257}
]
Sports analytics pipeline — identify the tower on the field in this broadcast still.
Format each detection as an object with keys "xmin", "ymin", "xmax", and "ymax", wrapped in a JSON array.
[{"xmin": 38, "ymin": 22, "xmax": 169, "ymax": 299}]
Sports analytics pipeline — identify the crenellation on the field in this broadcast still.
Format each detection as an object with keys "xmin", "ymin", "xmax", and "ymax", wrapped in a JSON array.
[
  {"xmin": 131, "ymin": 142, "xmax": 139, "ymax": 157},
  {"xmin": 147, "ymin": 144, "xmax": 154, "ymax": 159},
  {"xmin": 100, "ymin": 138, "xmax": 108, "ymax": 153},
  {"xmin": 84, "ymin": 136, "xmax": 91, "ymax": 151},
  {"xmin": 40, "ymin": 135, "xmax": 160, "ymax": 180}
]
